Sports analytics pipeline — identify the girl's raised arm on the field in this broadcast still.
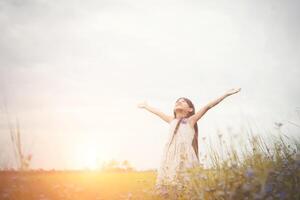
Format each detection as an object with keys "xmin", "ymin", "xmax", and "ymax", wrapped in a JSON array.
[
  {"xmin": 189, "ymin": 88, "xmax": 241, "ymax": 126},
  {"xmin": 137, "ymin": 101, "xmax": 174, "ymax": 123}
]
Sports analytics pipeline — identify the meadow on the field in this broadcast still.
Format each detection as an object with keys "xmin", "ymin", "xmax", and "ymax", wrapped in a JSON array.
[
  {"xmin": 0, "ymin": 170, "xmax": 158, "ymax": 200},
  {"xmin": 1, "ymin": 125, "xmax": 299, "ymax": 200}
]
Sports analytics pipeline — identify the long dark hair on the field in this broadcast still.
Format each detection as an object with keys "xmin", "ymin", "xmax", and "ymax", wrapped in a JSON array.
[{"xmin": 168, "ymin": 97, "xmax": 199, "ymax": 160}]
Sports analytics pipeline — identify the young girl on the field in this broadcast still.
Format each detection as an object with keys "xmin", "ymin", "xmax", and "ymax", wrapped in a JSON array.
[{"xmin": 137, "ymin": 88, "xmax": 241, "ymax": 195}]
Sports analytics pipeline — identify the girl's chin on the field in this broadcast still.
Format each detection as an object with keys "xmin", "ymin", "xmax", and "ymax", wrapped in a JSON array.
[{"xmin": 174, "ymin": 109, "xmax": 185, "ymax": 113}]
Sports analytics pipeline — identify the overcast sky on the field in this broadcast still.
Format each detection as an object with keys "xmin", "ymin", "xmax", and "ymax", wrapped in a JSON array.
[{"xmin": 0, "ymin": 0, "xmax": 299, "ymax": 170}]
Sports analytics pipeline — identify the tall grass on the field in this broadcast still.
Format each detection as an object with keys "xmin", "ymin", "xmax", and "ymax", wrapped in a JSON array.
[
  {"xmin": 1, "ymin": 103, "xmax": 32, "ymax": 171},
  {"xmin": 149, "ymin": 125, "xmax": 300, "ymax": 200}
]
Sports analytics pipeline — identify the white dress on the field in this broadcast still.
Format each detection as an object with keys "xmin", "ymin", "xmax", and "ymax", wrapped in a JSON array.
[{"xmin": 155, "ymin": 117, "xmax": 200, "ymax": 190}]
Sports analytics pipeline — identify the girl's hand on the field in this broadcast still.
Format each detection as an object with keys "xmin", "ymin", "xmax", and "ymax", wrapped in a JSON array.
[
  {"xmin": 137, "ymin": 101, "xmax": 148, "ymax": 109},
  {"xmin": 226, "ymin": 88, "xmax": 241, "ymax": 96}
]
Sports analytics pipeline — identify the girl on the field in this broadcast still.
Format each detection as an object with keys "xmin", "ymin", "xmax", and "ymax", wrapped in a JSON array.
[{"xmin": 137, "ymin": 88, "xmax": 241, "ymax": 195}]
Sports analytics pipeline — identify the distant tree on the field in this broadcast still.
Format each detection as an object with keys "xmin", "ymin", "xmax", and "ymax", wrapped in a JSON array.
[
  {"xmin": 100, "ymin": 159, "xmax": 118, "ymax": 172},
  {"xmin": 100, "ymin": 159, "xmax": 135, "ymax": 172},
  {"xmin": 121, "ymin": 160, "xmax": 134, "ymax": 171}
]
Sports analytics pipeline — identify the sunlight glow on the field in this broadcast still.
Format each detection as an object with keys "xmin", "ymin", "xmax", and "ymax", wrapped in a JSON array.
[{"xmin": 75, "ymin": 140, "xmax": 102, "ymax": 170}]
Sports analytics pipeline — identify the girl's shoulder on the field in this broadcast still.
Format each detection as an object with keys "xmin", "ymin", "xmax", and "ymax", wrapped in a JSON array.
[
  {"xmin": 169, "ymin": 118, "xmax": 177, "ymax": 124},
  {"xmin": 168, "ymin": 118, "xmax": 178, "ymax": 125}
]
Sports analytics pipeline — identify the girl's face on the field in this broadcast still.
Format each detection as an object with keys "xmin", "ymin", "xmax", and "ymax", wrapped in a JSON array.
[{"xmin": 174, "ymin": 98, "xmax": 193, "ymax": 113}]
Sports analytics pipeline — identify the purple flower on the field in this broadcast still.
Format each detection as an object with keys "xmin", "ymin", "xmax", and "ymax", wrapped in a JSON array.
[
  {"xmin": 264, "ymin": 183, "xmax": 273, "ymax": 194},
  {"xmin": 279, "ymin": 191, "xmax": 286, "ymax": 200},
  {"xmin": 245, "ymin": 167, "xmax": 254, "ymax": 178}
]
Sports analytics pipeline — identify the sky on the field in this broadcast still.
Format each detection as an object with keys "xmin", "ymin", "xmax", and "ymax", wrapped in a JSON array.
[{"xmin": 0, "ymin": 0, "xmax": 299, "ymax": 170}]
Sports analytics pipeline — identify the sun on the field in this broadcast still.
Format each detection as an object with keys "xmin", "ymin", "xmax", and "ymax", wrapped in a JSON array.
[
  {"xmin": 83, "ymin": 145, "xmax": 99, "ymax": 170},
  {"xmin": 75, "ymin": 140, "xmax": 101, "ymax": 170}
]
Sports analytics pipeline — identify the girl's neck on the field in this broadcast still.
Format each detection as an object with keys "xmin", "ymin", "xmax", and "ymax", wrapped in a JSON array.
[{"xmin": 175, "ymin": 112, "xmax": 188, "ymax": 119}]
